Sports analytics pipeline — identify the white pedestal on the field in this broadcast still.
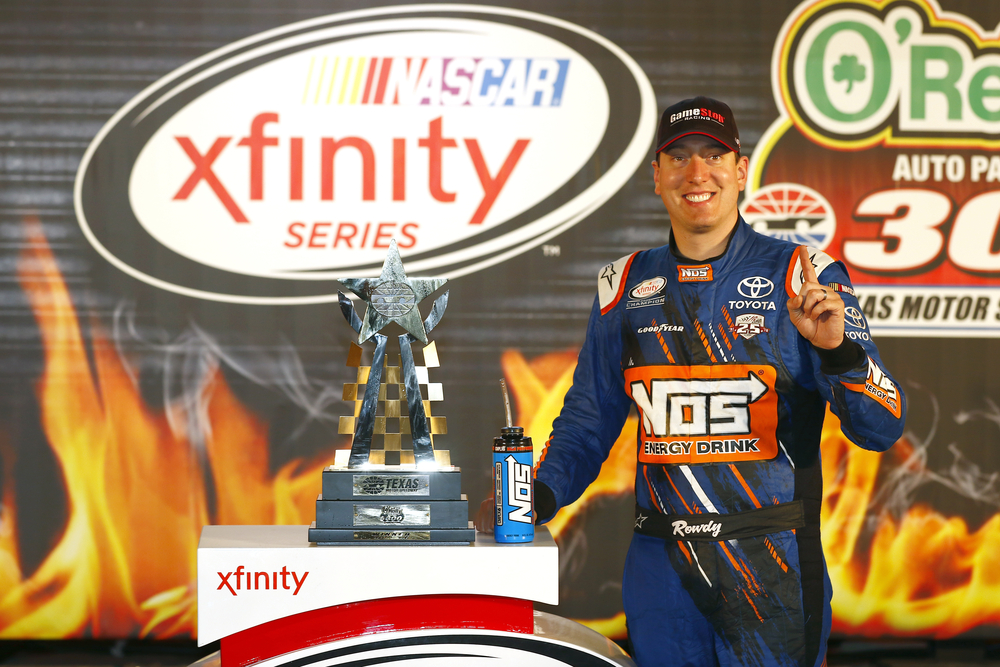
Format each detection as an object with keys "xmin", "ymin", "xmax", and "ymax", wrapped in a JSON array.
[
  {"xmin": 198, "ymin": 524, "xmax": 559, "ymax": 645},
  {"xmin": 196, "ymin": 524, "xmax": 634, "ymax": 667}
]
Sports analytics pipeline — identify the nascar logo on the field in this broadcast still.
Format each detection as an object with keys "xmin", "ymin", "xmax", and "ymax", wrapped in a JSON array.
[{"xmin": 300, "ymin": 57, "xmax": 570, "ymax": 107}]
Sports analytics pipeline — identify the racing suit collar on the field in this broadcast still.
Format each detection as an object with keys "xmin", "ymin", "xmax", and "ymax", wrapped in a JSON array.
[{"xmin": 668, "ymin": 215, "xmax": 752, "ymax": 276}]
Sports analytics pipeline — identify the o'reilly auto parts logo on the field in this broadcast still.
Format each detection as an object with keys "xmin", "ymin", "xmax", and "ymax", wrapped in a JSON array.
[
  {"xmin": 749, "ymin": 0, "xmax": 1000, "ymax": 338},
  {"xmin": 777, "ymin": 0, "xmax": 1000, "ymax": 149},
  {"xmin": 76, "ymin": 5, "xmax": 654, "ymax": 303}
]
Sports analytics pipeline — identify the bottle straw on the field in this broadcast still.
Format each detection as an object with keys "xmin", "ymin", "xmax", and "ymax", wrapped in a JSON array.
[{"xmin": 499, "ymin": 379, "xmax": 513, "ymax": 428}]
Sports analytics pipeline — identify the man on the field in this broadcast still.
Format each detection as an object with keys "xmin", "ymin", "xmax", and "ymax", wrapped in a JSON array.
[{"xmin": 482, "ymin": 97, "xmax": 905, "ymax": 667}]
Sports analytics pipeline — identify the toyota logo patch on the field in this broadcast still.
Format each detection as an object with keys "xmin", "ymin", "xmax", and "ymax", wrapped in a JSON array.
[
  {"xmin": 737, "ymin": 277, "xmax": 775, "ymax": 299},
  {"xmin": 845, "ymin": 307, "xmax": 867, "ymax": 329}
]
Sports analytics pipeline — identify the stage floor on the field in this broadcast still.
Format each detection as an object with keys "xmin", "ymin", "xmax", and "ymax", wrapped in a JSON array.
[{"xmin": 0, "ymin": 639, "xmax": 998, "ymax": 666}]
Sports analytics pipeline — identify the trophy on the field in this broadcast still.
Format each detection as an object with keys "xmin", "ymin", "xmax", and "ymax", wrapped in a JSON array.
[{"xmin": 308, "ymin": 240, "xmax": 475, "ymax": 545}]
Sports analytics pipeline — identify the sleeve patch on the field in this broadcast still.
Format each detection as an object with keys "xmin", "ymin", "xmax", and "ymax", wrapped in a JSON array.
[
  {"xmin": 598, "ymin": 252, "xmax": 637, "ymax": 314},
  {"xmin": 785, "ymin": 246, "xmax": 837, "ymax": 297},
  {"xmin": 842, "ymin": 356, "xmax": 902, "ymax": 419},
  {"xmin": 826, "ymin": 282, "xmax": 856, "ymax": 297}
]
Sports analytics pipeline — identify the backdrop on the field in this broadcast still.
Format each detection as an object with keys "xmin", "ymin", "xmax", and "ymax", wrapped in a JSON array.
[{"xmin": 1, "ymin": 0, "xmax": 999, "ymax": 641}]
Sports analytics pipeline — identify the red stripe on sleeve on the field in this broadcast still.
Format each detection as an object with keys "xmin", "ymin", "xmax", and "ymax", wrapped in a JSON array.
[
  {"xmin": 600, "ymin": 252, "xmax": 637, "ymax": 315},
  {"xmin": 785, "ymin": 245, "xmax": 805, "ymax": 298}
]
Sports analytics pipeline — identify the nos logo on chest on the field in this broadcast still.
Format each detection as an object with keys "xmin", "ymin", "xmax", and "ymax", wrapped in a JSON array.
[{"xmin": 625, "ymin": 365, "xmax": 779, "ymax": 465}]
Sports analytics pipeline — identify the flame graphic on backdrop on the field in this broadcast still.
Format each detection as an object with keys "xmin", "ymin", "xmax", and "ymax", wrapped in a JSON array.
[
  {"xmin": 821, "ymin": 419, "xmax": 1000, "ymax": 636},
  {"xmin": 499, "ymin": 349, "xmax": 635, "ymax": 637},
  {"xmin": 0, "ymin": 221, "xmax": 332, "ymax": 638},
  {"xmin": 500, "ymin": 350, "xmax": 1000, "ymax": 640},
  {"xmin": 1, "ymin": 222, "xmax": 999, "ymax": 640}
]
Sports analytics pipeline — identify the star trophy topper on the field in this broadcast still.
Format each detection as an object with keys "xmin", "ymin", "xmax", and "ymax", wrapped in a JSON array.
[{"xmin": 308, "ymin": 240, "xmax": 475, "ymax": 545}]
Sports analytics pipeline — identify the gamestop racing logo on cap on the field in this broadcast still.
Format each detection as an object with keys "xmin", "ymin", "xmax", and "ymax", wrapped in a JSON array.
[{"xmin": 75, "ymin": 5, "xmax": 655, "ymax": 304}]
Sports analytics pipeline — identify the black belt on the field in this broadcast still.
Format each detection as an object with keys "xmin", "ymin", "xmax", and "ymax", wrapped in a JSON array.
[{"xmin": 634, "ymin": 500, "xmax": 808, "ymax": 541}]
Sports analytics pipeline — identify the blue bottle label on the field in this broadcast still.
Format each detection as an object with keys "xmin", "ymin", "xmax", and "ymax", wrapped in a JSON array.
[{"xmin": 494, "ymin": 446, "xmax": 534, "ymax": 542}]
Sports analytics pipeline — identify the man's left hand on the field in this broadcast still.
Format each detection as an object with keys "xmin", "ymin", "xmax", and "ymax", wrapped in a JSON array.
[{"xmin": 786, "ymin": 246, "xmax": 844, "ymax": 349}]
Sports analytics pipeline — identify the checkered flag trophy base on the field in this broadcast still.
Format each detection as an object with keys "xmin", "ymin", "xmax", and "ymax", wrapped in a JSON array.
[{"xmin": 308, "ymin": 240, "xmax": 474, "ymax": 545}]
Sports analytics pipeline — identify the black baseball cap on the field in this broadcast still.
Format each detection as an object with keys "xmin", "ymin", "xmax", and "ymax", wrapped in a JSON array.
[{"xmin": 655, "ymin": 96, "xmax": 741, "ymax": 156}]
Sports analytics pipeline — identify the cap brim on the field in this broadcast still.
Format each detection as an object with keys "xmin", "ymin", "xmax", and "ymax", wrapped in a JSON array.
[{"xmin": 656, "ymin": 131, "xmax": 739, "ymax": 155}]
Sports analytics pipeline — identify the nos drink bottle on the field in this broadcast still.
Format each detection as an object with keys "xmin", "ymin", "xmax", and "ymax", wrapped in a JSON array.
[{"xmin": 493, "ymin": 426, "xmax": 534, "ymax": 543}]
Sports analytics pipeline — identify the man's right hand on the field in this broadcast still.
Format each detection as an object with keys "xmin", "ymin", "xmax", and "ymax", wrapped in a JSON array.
[
  {"xmin": 474, "ymin": 497, "xmax": 495, "ymax": 533},
  {"xmin": 477, "ymin": 480, "xmax": 554, "ymax": 532}
]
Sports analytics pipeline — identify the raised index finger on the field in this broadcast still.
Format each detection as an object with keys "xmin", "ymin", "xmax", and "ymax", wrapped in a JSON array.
[{"xmin": 798, "ymin": 246, "xmax": 819, "ymax": 286}]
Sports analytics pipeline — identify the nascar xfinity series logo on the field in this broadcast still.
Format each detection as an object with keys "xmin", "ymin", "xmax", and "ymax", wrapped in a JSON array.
[
  {"xmin": 627, "ymin": 276, "xmax": 666, "ymax": 309},
  {"xmin": 75, "ymin": 6, "xmax": 654, "ymax": 303},
  {"xmin": 630, "ymin": 276, "xmax": 666, "ymax": 299}
]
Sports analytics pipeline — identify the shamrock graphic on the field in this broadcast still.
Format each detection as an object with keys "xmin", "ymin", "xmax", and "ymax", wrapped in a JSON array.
[{"xmin": 833, "ymin": 54, "xmax": 866, "ymax": 93}]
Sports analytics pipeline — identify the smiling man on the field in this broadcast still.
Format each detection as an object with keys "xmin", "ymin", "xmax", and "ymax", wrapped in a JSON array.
[{"xmin": 528, "ymin": 98, "xmax": 906, "ymax": 666}]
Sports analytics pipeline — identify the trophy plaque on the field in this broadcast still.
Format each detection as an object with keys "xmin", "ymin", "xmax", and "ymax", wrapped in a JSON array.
[{"xmin": 308, "ymin": 240, "xmax": 475, "ymax": 545}]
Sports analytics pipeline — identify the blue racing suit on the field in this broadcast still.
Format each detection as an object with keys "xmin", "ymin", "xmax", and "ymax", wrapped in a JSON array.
[{"xmin": 535, "ymin": 219, "xmax": 905, "ymax": 667}]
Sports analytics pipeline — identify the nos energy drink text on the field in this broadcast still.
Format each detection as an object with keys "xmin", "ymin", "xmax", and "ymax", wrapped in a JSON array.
[{"xmin": 493, "ymin": 426, "xmax": 534, "ymax": 543}]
